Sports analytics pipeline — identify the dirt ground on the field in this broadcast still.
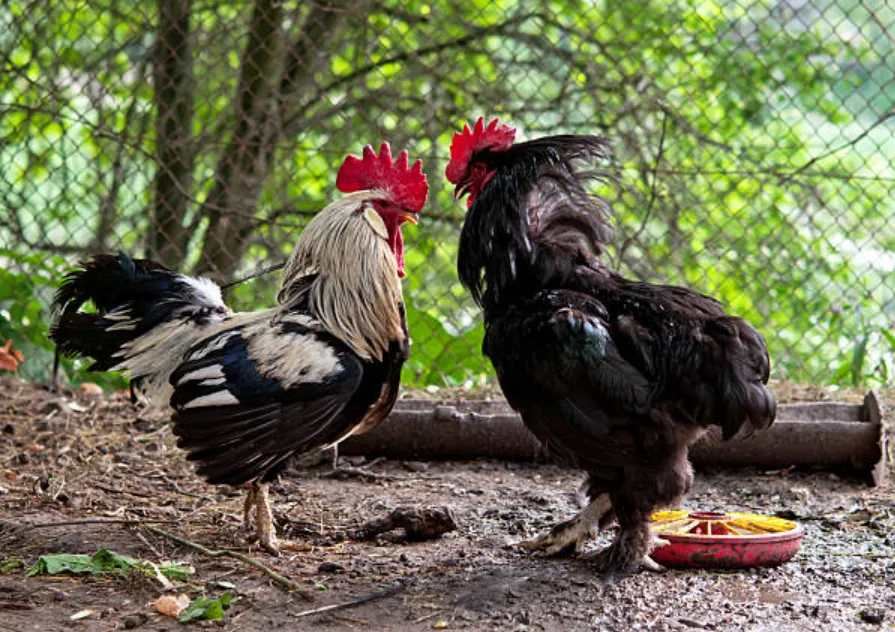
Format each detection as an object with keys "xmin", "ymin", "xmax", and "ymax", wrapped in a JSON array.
[{"xmin": 1, "ymin": 375, "xmax": 893, "ymax": 632}]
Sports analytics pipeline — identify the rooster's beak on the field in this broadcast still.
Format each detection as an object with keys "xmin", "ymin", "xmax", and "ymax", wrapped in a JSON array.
[
  {"xmin": 397, "ymin": 210, "xmax": 418, "ymax": 225},
  {"xmin": 453, "ymin": 182, "xmax": 472, "ymax": 201}
]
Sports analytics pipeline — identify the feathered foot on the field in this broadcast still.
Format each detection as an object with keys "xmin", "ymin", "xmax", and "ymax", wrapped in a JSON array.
[
  {"xmin": 583, "ymin": 527, "xmax": 669, "ymax": 577},
  {"xmin": 518, "ymin": 494, "xmax": 611, "ymax": 556},
  {"xmin": 243, "ymin": 482, "xmax": 280, "ymax": 555}
]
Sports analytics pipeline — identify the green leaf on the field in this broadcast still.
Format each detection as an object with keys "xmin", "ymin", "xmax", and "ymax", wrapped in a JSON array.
[
  {"xmin": 25, "ymin": 549, "xmax": 193, "ymax": 584},
  {"xmin": 157, "ymin": 562, "xmax": 195, "ymax": 582},
  {"xmin": 176, "ymin": 592, "xmax": 232, "ymax": 623},
  {"xmin": 0, "ymin": 557, "xmax": 25, "ymax": 572},
  {"xmin": 91, "ymin": 548, "xmax": 139, "ymax": 574},
  {"xmin": 27, "ymin": 553, "xmax": 93, "ymax": 577},
  {"xmin": 880, "ymin": 328, "xmax": 895, "ymax": 353},
  {"xmin": 208, "ymin": 580, "xmax": 236, "ymax": 590}
]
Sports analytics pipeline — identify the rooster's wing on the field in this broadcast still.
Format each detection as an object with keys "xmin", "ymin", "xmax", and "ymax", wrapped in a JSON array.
[
  {"xmin": 484, "ymin": 289, "xmax": 656, "ymax": 468},
  {"xmin": 168, "ymin": 318, "xmax": 367, "ymax": 485}
]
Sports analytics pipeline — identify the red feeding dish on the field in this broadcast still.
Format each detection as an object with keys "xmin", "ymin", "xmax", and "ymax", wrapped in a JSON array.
[{"xmin": 650, "ymin": 510, "xmax": 804, "ymax": 569}]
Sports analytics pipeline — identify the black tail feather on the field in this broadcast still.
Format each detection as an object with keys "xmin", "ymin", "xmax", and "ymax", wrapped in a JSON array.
[
  {"xmin": 50, "ymin": 251, "xmax": 227, "ymax": 375},
  {"xmin": 52, "ymin": 252, "xmax": 171, "ymax": 317}
]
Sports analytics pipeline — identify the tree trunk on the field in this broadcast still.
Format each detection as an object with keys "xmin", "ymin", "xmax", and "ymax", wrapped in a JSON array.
[
  {"xmin": 194, "ymin": 0, "xmax": 357, "ymax": 282},
  {"xmin": 149, "ymin": 0, "xmax": 195, "ymax": 268}
]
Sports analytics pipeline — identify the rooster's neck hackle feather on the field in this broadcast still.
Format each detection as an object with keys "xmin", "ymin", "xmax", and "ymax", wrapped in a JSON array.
[
  {"xmin": 278, "ymin": 190, "xmax": 405, "ymax": 361},
  {"xmin": 458, "ymin": 135, "xmax": 614, "ymax": 312}
]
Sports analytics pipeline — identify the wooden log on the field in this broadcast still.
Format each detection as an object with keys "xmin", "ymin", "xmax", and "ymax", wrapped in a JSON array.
[{"xmin": 339, "ymin": 393, "xmax": 888, "ymax": 485}]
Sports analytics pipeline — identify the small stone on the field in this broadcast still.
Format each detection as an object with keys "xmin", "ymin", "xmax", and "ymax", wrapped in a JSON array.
[
  {"xmin": 122, "ymin": 612, "xmax": 148, "ymax": 629},
  {"xmin": 775, "ymin": 509, "xmax": 798, "ymax": 520},
  {"xmin": 317, "ymin": 562, "xmax": 345, "ymax": 573},
  {"xmin": 858, "ymin": 609, "xmax": 885, "ymax": 624},
  {"xmin": 78, "ymin": 382, "xmax": 104, "ymax": 396},
  {"xmin": 402, "ymin": 461, "xmax": 429, "ymax": 473},
  {"xmin": 2, "ymin": 423, "xmax": 13, "ymax": 434}
]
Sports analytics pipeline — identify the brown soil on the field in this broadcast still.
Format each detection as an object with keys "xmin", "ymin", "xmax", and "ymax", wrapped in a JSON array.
[{"xmin": 0, "ymin": 375, "xmax": 892, "ymax": 631}]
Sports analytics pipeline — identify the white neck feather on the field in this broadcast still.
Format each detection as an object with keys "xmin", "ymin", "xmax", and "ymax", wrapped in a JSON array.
[{"xmin": 277, "ymin": 190, "xmax": 405, "ymax": 361}]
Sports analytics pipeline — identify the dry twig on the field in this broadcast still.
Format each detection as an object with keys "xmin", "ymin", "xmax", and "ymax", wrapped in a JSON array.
[
  {"xmin": 319, "ymin": 467, "xmax": 402, "ymax": 483},
  {"xmin": 27, "ymin": 518, "xmax": 178, "ymax": 529},
  {"xmin": 292, "ymin": 583, "xmax": 406, "ymax": 618},
  {"xmin": 142, "ymin": 525, "xmax": 313, "ymax": 600}
]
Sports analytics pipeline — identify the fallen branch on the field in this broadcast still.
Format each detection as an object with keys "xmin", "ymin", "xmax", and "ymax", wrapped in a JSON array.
[
  {"xmin": 93, "ymin": 483, "xmax": 154, "ymax": 498},
  {"xmin": 26, "ymin": 518, "xmax": 179, "ymax": 529},
  {"xmin": 292, "ymin": 583, "xmax": 406, "ymax": 619},
  {"xmin": 348, "ymin": 506, "xmax": 457, "ymax": 541},
  {"xmin": 319, "ymin": 467, "xmax": 402, "ymax": 483},
  {"xmin": 142, "ymin": 525, "xmax": 313, "ymax": 600}
]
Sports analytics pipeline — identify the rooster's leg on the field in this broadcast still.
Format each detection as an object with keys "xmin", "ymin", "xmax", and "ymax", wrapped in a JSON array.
[
  {"xmin": 50, "ymin": 350, "xmax": 62, "ymax": 392},
  {"xmin": 242, "ymin": 482, "xmax": 280, "ymax": 554},
  {"xmin": 250, "ymin": 482, "xmax": 280, "ymax": 555},
  {"xmin": 242, "ymin": 483, "xmax": 258, "ymax": 531},
  {"xmin": 584, "ymin": 523, "xmax": 669, "ymax": 576},
  {"xmin": 519, "ymin": 493, "xmax": 611, "ymax": 556},
  {"xmin": 586, "ymin": 450, "xmax": 691, "ymax": 576}
]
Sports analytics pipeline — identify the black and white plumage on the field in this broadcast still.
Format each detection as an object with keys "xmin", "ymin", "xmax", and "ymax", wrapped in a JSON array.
[
  {"xmin": 51, "ymin": 145, "xmax": 427, "ymax": 552},
  {"xmin": 50, "ymin": 253, "xmax": 228, "ymax": 394},
  {"xmin": 167, "ymin": 308, "xmax": 407, "ymax": 487},
  {"xmin": 447, "ymin": 120, "xmax": 776, "ymax": 576}
]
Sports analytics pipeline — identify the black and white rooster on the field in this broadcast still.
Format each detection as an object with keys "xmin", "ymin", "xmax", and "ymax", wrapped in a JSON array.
[{"xmin": 52, "ymin": 143, "xmax": 428, "ymax": 553}]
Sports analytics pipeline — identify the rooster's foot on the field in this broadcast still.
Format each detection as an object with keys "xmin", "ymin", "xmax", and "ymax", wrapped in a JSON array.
[
  {"xmin": 242, "ymin": 482, "xmax": 282, "ymax": 555},
  {"xmin": 643, "ymin": 536, "xmax": 670, "ymax": 573},
  {"xmin": 518, "ymin": 494, "xmax": 610, "ymax": 557},
  {"xmin": 583, "ymin": 534, "xmax": 669, "ymax": 576}
]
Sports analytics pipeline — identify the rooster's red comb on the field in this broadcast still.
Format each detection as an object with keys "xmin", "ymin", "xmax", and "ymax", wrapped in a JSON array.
[
  {"xmin": 445, "ymin": 116, "xmax": 516, "ymax": 184},
  {"xmin": 336, "ymin": 142, "xmax": 428, "ymax": 212}
]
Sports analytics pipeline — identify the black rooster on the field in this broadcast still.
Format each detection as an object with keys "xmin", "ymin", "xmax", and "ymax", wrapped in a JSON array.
[
  {"xmin": 447, "ymin": 117, "xmax": 776, "ymax": 575},
  {"xmin": 52, "ymin": 143, "xmax": 428, "ymax": 553}
]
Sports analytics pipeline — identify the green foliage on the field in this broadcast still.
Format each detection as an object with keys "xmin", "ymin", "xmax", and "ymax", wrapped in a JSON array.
[
  {"xmin": 0, "ymin": 557, "xmax": 26, "ymax": 573},
  {"xmin": 177, "ymin": 592, "xmax": 233, "ymax": 624},
  {"xmin": 0, "ymin": 0, "xmax": 892, "ymax": 388},
  {"xmin": 0, "ymin": 249, "xmax": 126, "ymax": 387},
  {"xmin": 0, "ymin": 250, "xmax": 67, "ymax": 382},
  {"xmin": 26, "ymin": 549, "xmax": 194, "ymax": 583}
]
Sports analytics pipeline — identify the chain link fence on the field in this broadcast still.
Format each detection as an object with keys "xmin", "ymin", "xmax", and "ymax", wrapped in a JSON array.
[{"xmin": 1, "ymin": 0, "xmax": 893, "ymax": 389}]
